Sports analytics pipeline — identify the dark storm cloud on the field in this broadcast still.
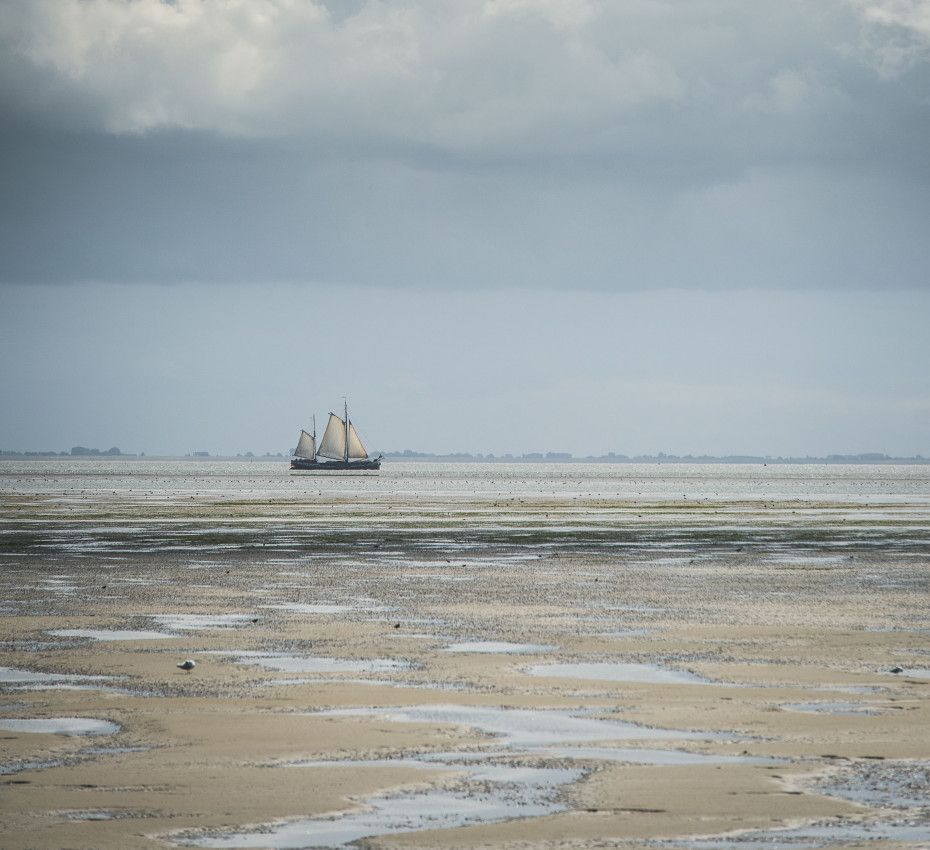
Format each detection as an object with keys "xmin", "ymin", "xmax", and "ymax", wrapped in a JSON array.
[{"xmin": 1, "ymin": 0, "xmax": 929, "ymax": 289}]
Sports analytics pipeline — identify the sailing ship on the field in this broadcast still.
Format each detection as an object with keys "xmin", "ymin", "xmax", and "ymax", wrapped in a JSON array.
[{"xmin": 290, "ymin": 402, "xmax": 382, "ymax": 471}]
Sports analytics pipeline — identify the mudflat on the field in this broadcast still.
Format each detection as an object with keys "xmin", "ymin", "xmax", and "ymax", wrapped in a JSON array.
[{"xmin": 1, "ymin": 460, "xmax": 928, "ymax": 849}]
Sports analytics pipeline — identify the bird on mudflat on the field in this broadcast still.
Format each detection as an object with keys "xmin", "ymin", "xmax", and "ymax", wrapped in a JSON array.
[{"xmin": 177, "ymin": 659, "xmax": 196, "ymax": 672}]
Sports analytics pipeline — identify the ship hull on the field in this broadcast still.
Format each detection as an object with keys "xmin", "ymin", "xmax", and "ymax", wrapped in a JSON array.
[{"xmin": 290, "ymin": 458, "xmax": 381, "ymax": 471}]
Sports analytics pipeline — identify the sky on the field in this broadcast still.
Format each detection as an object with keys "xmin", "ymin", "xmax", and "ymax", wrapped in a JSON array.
[{"xmin": 0, "ymin": 0, "xmax": 928, "ymax": 456}]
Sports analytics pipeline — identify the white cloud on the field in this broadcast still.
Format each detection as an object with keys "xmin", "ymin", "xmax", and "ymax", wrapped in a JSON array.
[
  {"xmin": 2, "ymin": 0, "xmax": 926, "ymax": 149},
  {"xmin": 848, "ymin": 0, "xmax": 930, "ymax": 73}
]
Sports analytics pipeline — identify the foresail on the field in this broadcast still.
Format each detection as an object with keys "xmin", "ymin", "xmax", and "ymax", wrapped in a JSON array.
[
  {"xmin": 317, "ymin": 413, "xmax": 347, "ymax": 460},
  {"xmin": 346, "ymin": 421, "xmax": 368, "ymax": 460},
  {"xmin": 295, "ymin": 429, "xmax": 316, "ymax": 459}
]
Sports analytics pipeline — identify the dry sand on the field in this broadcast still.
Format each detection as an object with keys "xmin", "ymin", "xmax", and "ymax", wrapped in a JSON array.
[{"xmin": 1, "ymin": 463, "xmax": 928, "ymax": 848}]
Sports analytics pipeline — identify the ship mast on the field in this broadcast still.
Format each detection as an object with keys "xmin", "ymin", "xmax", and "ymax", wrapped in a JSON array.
[
  {"xmin": 343, "ymin": 399, "xmax": 349, "ymax": 463},
  {"xmin": 312, "ymin": 415, "xmax": 316, "ymax": 461}
]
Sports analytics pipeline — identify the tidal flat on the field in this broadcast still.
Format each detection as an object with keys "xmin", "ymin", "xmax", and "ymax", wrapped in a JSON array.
[{"xmin": 0, "ymin": 460, "xmax": 929, "ymax": 849}]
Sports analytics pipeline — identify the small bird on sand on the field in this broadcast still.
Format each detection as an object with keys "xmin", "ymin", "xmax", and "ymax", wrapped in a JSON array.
[{"xmin": 177, "ymin": 659, "xmax": 196, "ymax": 672}]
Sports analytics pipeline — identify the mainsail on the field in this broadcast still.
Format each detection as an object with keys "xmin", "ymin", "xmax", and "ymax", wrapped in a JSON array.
[
  {"xmin": 317, "ymin": 413, "xmax": 347, "ymax": 460},
  {"xmin": 295, "ymin": 429, "xmax": 316, "ymax": 459},
  {"xmin": 346, "ymin": 421, "xmax": 368, "ymax": 460}
]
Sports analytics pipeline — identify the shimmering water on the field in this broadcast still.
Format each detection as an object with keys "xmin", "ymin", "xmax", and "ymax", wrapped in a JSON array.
[
  {"xmin": 0, "ymin": 717, "xmax": 119, "ymax": 736},
  {"xmin": 48, "ymin": 629, "xmax": 175, "ymax": 641},
  {"xmin": 526, "ymin": 662, "xmax": 710, "ymax": 685},
  {"xmin": 443, "ymin": 641, "xmax": 556, "ymax": 654},
  {"xmin": 323, "ymin": 704, "xmax": 707, "ymax": 746},
  {"xmin": 2, "ymin": 459, "xmax": 929, "ymax": 503},
  {"xmin": 5, "ymin": 460, "xmax": 929, "ymax": 566},
  {"xmin": 178, "ymin": 703, "xmax": 747, "ymax": 850},
  {"xmin": 208, "ymin": 651, "xmax": 414, "ymax": 675}
]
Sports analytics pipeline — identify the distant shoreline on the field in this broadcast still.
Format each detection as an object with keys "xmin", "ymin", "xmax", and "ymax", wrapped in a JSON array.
[
  {"xmin": 380, "ymin": 452, "xmax": 930, "ymax": 465},
  {"xmin": 1, "ymin": 452, "xmax": 927, "ymax": 465}
]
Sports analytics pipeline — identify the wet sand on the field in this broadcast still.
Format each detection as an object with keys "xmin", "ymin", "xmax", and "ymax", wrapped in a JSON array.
[{"xmin": 1, "ymin": 461, "xmax": 929, "ymax": 848}]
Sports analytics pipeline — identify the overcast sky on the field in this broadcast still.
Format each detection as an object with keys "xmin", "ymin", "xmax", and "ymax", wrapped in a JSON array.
[{"xmin": 1, "ymin": 0, "xmax": 928, "ymax": 456}]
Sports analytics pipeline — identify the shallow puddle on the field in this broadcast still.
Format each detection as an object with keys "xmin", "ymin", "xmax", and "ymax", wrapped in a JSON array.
[
  {"xmin": 324, "ymin": 704, "xmax": 706, "ymax": 747},
  {"xmin": 48, "ymin": 628, "xmax": 175, "ymax": 641},
  {"xmin": 153, "ymin": 614, "xmax": 257, "ymax": 631},
  {"xmin": 263, "ymin": 677, "xmax": 416, "ymax": 689},
  {"xmin": 889, "ymin": 668, "xmax": 930, "ymax": 679},
  {"xmin": 538, "ymin": 746, "xmax": 772, "ymax": 765},
  {"xmin": 782, "ymin": 701, "xmax": 878, "ymax": 716},
  {"xmin": 1, "ymin": 667, "xmax": 77, "ymax": 685},
  {"xmin": 261, "ymin": 603, "xmax": 352, "ymax": 614},
  {"xmin": 392, "ymin": 633, "xmax": 446, "ymax": 641},
  {"xmin": 816, "ymin": 684, "xmax": 886, "ymax": 695},
  {"xmin": 443, "ymin": 641, "xmax": 556, "ymax": 654},
  {"xmin": 526, "ymin": 662, "xmax": 711, "ymax": 685},
  {"xmin": 399, "ymin": 573, "xmax": 476, "ymax": 582},
  {"xmin": 210, "ymin": 651, "xmax": 413, "ymax": 675},
  {"xmin": 0, "ymin": 667, "xmax": 116, "ymax": 689},
  {"xmin": 59, "ymin": 810, "xmax": 121, "ymax": 821},
  {"xmin": 174, "ymin": 702, "xmax": 750, "ymax": 849},
  {"xmin": 178, "ymin": 753, "xmax": 582, "ymax": 849},
  {"xmin": 669, "ymin": 819, "xmax": 930, "ymax": 849},
  {"xmin": 0, "ymin": 717, "xmax": 120, "ymax": 736}
]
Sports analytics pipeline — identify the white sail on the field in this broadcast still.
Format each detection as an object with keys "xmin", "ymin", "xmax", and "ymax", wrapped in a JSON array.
[
  {"xmin": 346, "ymin": 421, "xmax": 368, "ymax": 460},
  {"xmin": 295, "ymin": 430, "xmax": 316, "ymax": 459},
  {"xmin": 317, "ymin": 413, "xmax": 347, "ymax": 460}
]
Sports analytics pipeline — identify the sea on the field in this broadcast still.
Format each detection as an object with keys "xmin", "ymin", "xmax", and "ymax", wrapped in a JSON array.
[{"xmin": 2, "ymin": 459, "xmax": 929, "ymax": 503}]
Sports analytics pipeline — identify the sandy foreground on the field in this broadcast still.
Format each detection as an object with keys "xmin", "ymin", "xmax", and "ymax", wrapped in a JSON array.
[{"xmin": 1, "ymin": 464, "xmax": 929, "ymax": 849}]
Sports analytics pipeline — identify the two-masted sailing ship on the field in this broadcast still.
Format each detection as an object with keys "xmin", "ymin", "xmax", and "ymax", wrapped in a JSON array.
[{"xmin": 290, "ymin": 402, "xmax": 382, "ymax": 471}]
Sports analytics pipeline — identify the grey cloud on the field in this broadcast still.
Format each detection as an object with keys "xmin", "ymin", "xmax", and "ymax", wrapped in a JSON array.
[
  {"xmin": 2, "ymin": 124, "xmax": 927, "ymax": 289},
  {"xmin": 0, "ymin": 0, "xmax": 928, "ymax": 289}
]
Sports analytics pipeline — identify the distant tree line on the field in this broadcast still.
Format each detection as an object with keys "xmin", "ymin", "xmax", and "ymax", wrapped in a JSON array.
[
  {"xmin": 381, "ymin": 450, "xmax": 929, "ymax": 464},
  {"xmin": 0, "ymin": 446, "xmax": 132, "ymax": 457},
  {"xmin": 1, "ymin": 448, "xmax": 926, "ymax": 463}
]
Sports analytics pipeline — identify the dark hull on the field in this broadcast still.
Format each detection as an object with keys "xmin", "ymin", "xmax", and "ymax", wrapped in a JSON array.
[{"xmin": 290, "ymin": 457, "xmax": 381, "ymax": 471}]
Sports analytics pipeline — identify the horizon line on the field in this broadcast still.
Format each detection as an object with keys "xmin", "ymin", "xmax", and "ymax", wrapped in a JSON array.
[{"xmin": 1, "ymin": 448, "xmax": 927, "ymax": 464}]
